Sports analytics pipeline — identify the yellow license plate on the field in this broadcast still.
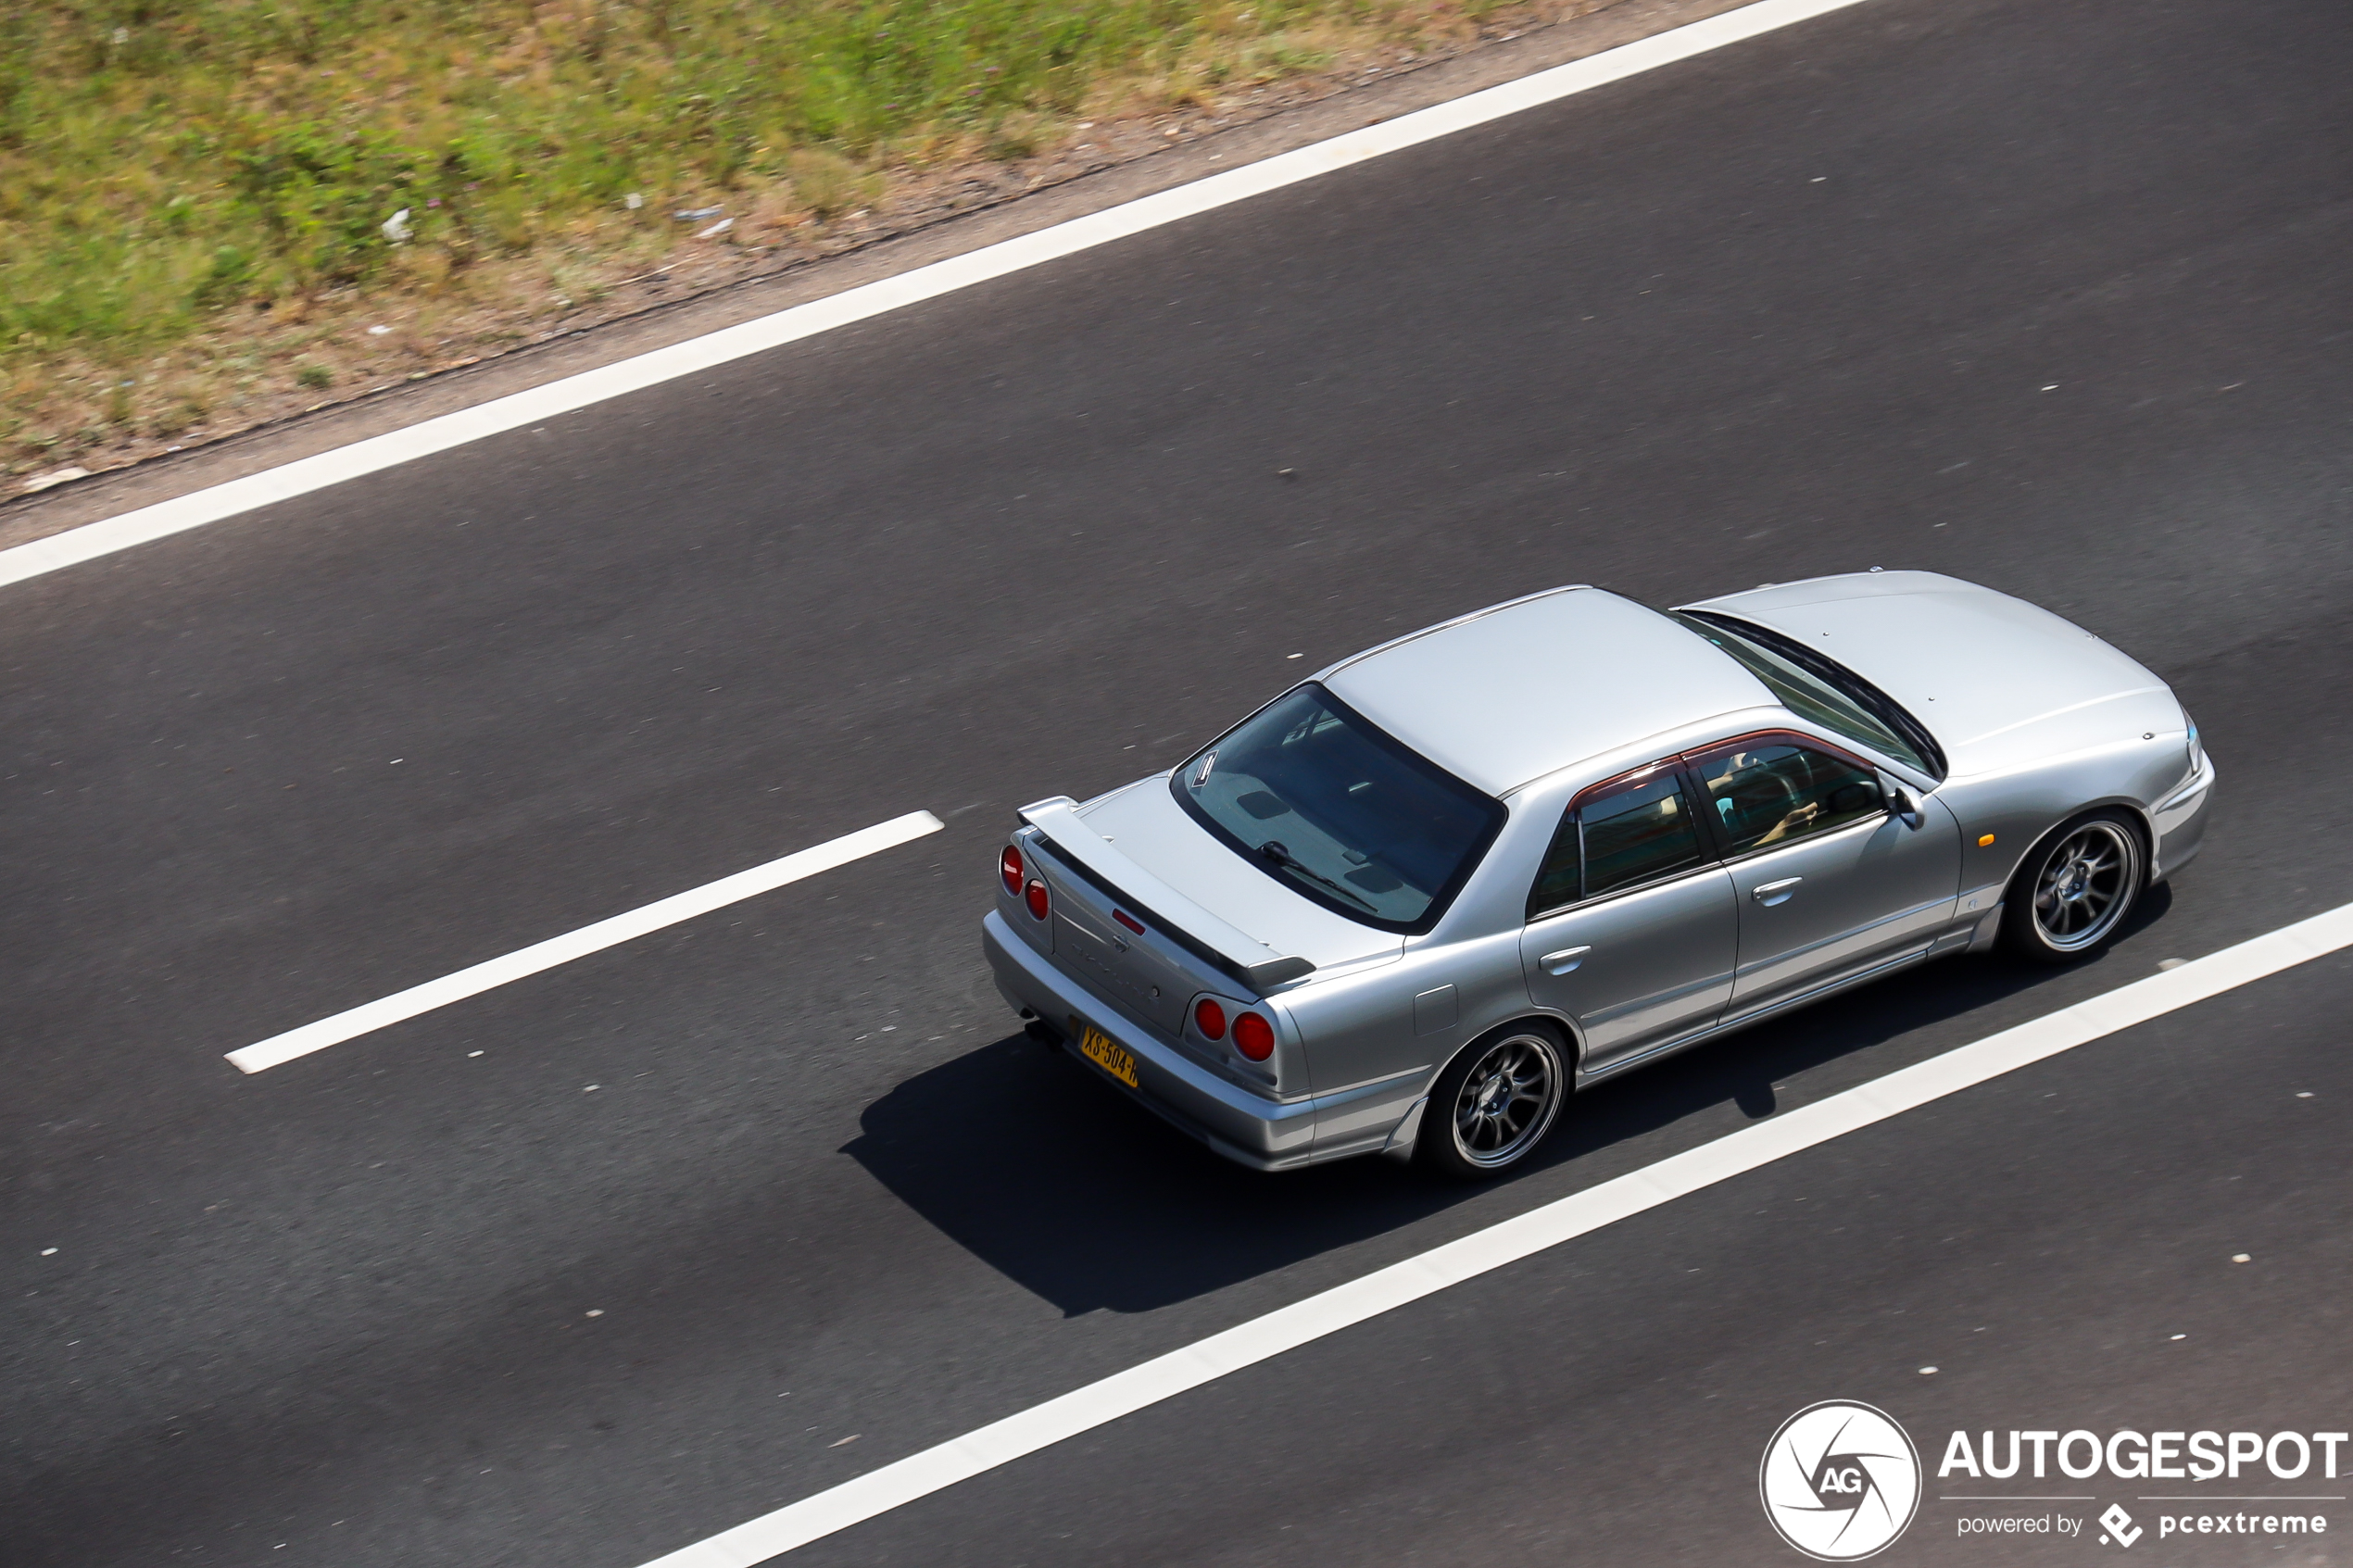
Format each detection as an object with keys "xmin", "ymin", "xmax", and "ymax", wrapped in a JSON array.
[{"xmin": 1076, "ymin": 1021, "xmax": 1139, "ymax": 1088}]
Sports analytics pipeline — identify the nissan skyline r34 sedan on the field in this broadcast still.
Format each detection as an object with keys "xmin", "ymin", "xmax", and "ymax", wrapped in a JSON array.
[{"xmin": 982, "ymin": 571, "xmax": 2217, "ymax": 1179}]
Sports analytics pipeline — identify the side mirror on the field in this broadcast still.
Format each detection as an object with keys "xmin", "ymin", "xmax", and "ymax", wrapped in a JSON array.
[{"xmin": 1880, "ymin": 771, "xmax": 1925, "ymax": 829}]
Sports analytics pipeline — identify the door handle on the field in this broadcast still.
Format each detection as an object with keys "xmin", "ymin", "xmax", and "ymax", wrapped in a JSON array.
[
  {"xmin": 1539, "ymin": 946, "xmax": 1591, "ymax": 974},
  {"xmin": 1752, "ymin": 877, "xmax": 1803, "ymax": 906}
]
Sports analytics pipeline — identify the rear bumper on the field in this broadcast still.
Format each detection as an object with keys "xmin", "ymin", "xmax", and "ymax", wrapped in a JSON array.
[{"xmin": 983, "ymin": 910, "xmax": 1321, "ymax": 1170}]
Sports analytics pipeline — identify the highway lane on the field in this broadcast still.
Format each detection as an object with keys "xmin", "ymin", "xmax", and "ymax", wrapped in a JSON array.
[
  {"xmin": 4, "ymin": 0, "xmax": 2350, "ymax": 1562},
  {"xmin": 787, "ymin": 954, "xmax": 2353, "ymax": 1568}
]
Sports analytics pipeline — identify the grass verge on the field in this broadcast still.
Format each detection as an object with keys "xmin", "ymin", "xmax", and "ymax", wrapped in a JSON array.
[{"xmin": 6, "ymin": 0, "xmax": 1599, "ymax": 486}]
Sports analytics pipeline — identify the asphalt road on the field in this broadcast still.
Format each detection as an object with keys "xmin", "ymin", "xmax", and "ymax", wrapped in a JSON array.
[{"xmin": 6, "ymin": 0, "xmax": 2350, "ymax": 1564}]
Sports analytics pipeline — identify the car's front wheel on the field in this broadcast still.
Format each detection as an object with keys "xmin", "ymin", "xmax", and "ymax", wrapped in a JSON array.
[
  {"xmin": 2002, "ymin": 811, "xmax": 2145, "ymax": 963},
  {"xmin": 1417, "ymin": 1023, "xmax": 1568, "ymax": 1181}
]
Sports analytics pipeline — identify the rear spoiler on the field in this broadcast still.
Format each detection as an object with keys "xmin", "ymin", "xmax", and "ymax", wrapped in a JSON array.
[{"xmin": 1016, "ymin": 796, "xmax": 1315, "ymax": 991}]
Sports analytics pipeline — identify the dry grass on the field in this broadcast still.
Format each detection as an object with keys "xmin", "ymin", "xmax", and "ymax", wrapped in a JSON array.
[{"xmin": 6, "ymin": 0, "xmax": 1601, "ymax": 488}]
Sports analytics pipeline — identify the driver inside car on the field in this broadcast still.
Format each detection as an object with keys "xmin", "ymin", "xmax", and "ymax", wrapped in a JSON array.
[{"xmin": 1701, "ymin": 746, "xmax": 1869, "ymax": 849}]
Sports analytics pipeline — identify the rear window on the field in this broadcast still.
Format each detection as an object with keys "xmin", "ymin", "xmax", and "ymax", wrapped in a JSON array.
[{"xmin": 1172, "ymin": 684, "xmax": 1504, "ymax": 933}]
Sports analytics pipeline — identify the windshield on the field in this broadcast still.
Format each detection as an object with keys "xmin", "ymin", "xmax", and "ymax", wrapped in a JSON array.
[
  {"xmin": 1172, "ymin": 684, "xmax": 1504, "ymax": 933},
  {"xmin": 1671, "ymin": 610, "xmax": 1945, "ymax": 779}
]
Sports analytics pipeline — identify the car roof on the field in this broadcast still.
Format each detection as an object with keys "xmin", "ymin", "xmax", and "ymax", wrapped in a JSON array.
[{"xmin": 1319, "ymin": 586, "xmax": 1774, "ymax": 797}]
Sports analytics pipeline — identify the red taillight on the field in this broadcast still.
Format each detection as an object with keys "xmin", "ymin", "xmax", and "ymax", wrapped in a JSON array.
[
  {"xmin": 1000, "ymin": 845, "xmax": 1024, "ymax": 895},
  {"xmin": 1233, "ymin": 1011, "xmax": 1275, "ymax": 1061},
  {"xmin": 1024, "ymin": 879, "xmax": 1051, "ymax": 921},
  {"xmin": 1113, "ymin": 909, "xmax": 1146, "ymax": 935},
  {"xmin": 1193, "ymin": 998, "xmax": 1227, "ymax": 1040}
]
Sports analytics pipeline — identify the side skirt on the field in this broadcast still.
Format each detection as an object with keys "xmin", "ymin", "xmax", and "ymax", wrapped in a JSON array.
[{"xmin": 1576, "ymin": 942, "xmax": 1950, "ymax": 1088}]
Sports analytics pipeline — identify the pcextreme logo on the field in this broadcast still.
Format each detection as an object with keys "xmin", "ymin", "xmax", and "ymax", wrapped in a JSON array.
[{"xmin": 1761, "ymin": 1400, "xmax": 1924, "ymax": 1561}]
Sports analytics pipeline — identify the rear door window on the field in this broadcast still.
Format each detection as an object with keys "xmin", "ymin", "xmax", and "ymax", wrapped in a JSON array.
[{"xmin": 1527, "ymin": 766, "xmax": 1710, "ymax": 918}]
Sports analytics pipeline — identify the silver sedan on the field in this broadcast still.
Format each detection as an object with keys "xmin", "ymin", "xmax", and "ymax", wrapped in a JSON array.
[{"xmin": 982, "ymin": 571, "xmax": 2215, "ymax": 1179}]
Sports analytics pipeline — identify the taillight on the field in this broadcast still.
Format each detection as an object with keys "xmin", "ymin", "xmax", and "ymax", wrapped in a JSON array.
[
  {"xmin": 1000, "ymin": 845, "xmax": 1024, "ymax": 895},
  {"xmin": 1232, "ymin": 1011, "xmax": 1275, "ymax": 1061},
  {"xmin": 1193, "ymin": 998, "xmax": 1227, "ymax": 1040},
  {"xmin": 1024, "ymin": 879, "xmax": 1051, "ymax": 921}
]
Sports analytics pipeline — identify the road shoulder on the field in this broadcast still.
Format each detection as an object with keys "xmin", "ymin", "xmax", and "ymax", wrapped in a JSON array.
[{"xmin": 0, "ymin": 0, "xmax": 1753, "ymax": 557}]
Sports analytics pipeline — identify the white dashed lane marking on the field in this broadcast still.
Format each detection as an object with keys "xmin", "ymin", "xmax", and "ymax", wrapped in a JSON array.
[{"xmin": 226, "ymin": 809, "xmax": 943, "ymax": 1073}]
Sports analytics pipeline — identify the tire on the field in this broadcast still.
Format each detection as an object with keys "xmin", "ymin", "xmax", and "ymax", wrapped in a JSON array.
[
  {"xmin": 1416, "ymin": 1022, "xmax": 1569, "ymax": 1181},
  {"xmin": 2000, "ymin": 810, "xmax": 2145, "ymax": 964}
]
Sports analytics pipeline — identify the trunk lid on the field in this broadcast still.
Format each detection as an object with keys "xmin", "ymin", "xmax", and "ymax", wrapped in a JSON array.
[{"xmin": 1023, "ymin": 780, "xmax": 1403, "ymax": 1008}]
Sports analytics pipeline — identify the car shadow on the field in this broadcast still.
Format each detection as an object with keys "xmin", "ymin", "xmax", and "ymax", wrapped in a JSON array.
[
  {"xmin": 845, "ymin": 886, "xmax": 2170, "ymax": 1317},
  {"xmin": 1539, "ymin": 881, "xmax": 2171, "ymax": 1160},
  {"xmin": 841, "ymin": 1030, "xmax": 1460, "ymax": 1316}
]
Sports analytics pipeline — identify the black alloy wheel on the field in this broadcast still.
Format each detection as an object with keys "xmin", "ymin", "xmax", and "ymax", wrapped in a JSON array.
[
  {"xmin": 2003, "ymin": 811, "xmax": 2145, "ymax": 962},
  {"xmin": 1418, "ymin": 1024, "xmax": 1568, "ymax": 1180}
]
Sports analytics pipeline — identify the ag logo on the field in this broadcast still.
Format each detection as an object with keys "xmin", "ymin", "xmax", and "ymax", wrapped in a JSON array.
[{"xmin": 1760, "ymin": 1400, "xmax": 1922, "ymax": 1561}]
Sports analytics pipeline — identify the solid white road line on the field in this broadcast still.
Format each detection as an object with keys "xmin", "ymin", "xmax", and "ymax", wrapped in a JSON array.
[
  {"xmin": 0, "ymin": 0, "xmax": 1878, "ymax": 596},
  {"xmin": 226, "ymin": 809, "xmax": 943, "ymax": 1073},
  {"xmin": 635, "ymin": 900, "xmax": 2353, "ymax": 1567}
]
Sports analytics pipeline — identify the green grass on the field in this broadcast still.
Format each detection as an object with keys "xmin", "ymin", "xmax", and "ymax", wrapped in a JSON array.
[{"xmin": 1, "ymin": 0, "xmax": 1403, "ymax": 367}]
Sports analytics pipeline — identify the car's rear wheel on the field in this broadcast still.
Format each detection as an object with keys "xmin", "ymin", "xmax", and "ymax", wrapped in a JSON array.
[
  {"xmin": 1417, "ymin": 1023, "xmax": 1568, "ymax": 1181},
  {"xmin": 2002, "ymin": 811, "xmax": 2145, "ymax": 963}
]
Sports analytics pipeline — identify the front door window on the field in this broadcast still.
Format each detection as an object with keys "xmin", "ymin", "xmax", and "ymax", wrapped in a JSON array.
[
  {"xmin": 1691, "ymin": 740, "xmax": 1885, "ymax": 857},
  {"xmin": 1686, "ymin": 733, "xmax": 1958, "ymax": 1009}
]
